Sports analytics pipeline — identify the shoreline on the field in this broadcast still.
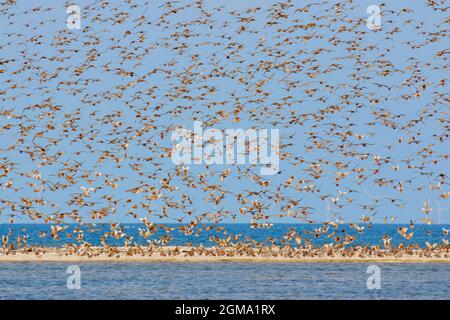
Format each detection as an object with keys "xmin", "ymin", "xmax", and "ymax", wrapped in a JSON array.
[
  {"xmin": 1, "ymin": 256, "xmax": 450, "ymax": 263},
  {"xmin": 1, "ymin": 246, "xmax": 450, "ymax": 263}
]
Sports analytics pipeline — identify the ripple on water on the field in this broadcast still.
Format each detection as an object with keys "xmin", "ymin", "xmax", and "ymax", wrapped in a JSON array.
[{"xmin": 0, "ymin": 262, "xmax": 448, "ymax": 299}]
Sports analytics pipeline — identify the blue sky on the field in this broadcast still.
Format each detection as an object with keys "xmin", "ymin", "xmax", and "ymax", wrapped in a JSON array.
[{"xmin": 0, "ymin": 0, "xmax": 449, "ymax": 224}]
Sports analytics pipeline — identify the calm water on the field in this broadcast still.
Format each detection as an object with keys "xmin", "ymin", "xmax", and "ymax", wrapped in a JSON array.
[
  {"xmin": 2, "ymin": 223, "xmax": 449, "ymax": 247},
  {"xmin": 0, "ymin": 262, "xmax": 449, "ymax": 299}
]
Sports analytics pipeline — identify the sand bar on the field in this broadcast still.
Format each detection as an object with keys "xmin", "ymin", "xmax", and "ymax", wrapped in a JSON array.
[{"xmin": 1, "ymin": 246, "xmax": 449, "ymax": 263}]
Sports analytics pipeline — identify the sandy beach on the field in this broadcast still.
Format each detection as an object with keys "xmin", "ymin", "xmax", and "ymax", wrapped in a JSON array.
[{"xmin": 1, "ymin": 246, "xmax": 449, "ymax": 263}]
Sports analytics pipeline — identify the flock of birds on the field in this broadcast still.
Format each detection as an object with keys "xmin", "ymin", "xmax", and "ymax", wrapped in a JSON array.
[{"xmin": 0, "ymin": 0, "xmax": 449, "ymax": 258}]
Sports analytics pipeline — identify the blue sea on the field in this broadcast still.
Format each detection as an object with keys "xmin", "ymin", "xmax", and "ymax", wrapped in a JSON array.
[
  {"xmin": 0, "ymin": 262, "xmax": 449, "ymax": 299},
  {"xmin": 1, "ymin": 223, "xmax": 449, "ymax": 248}
]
